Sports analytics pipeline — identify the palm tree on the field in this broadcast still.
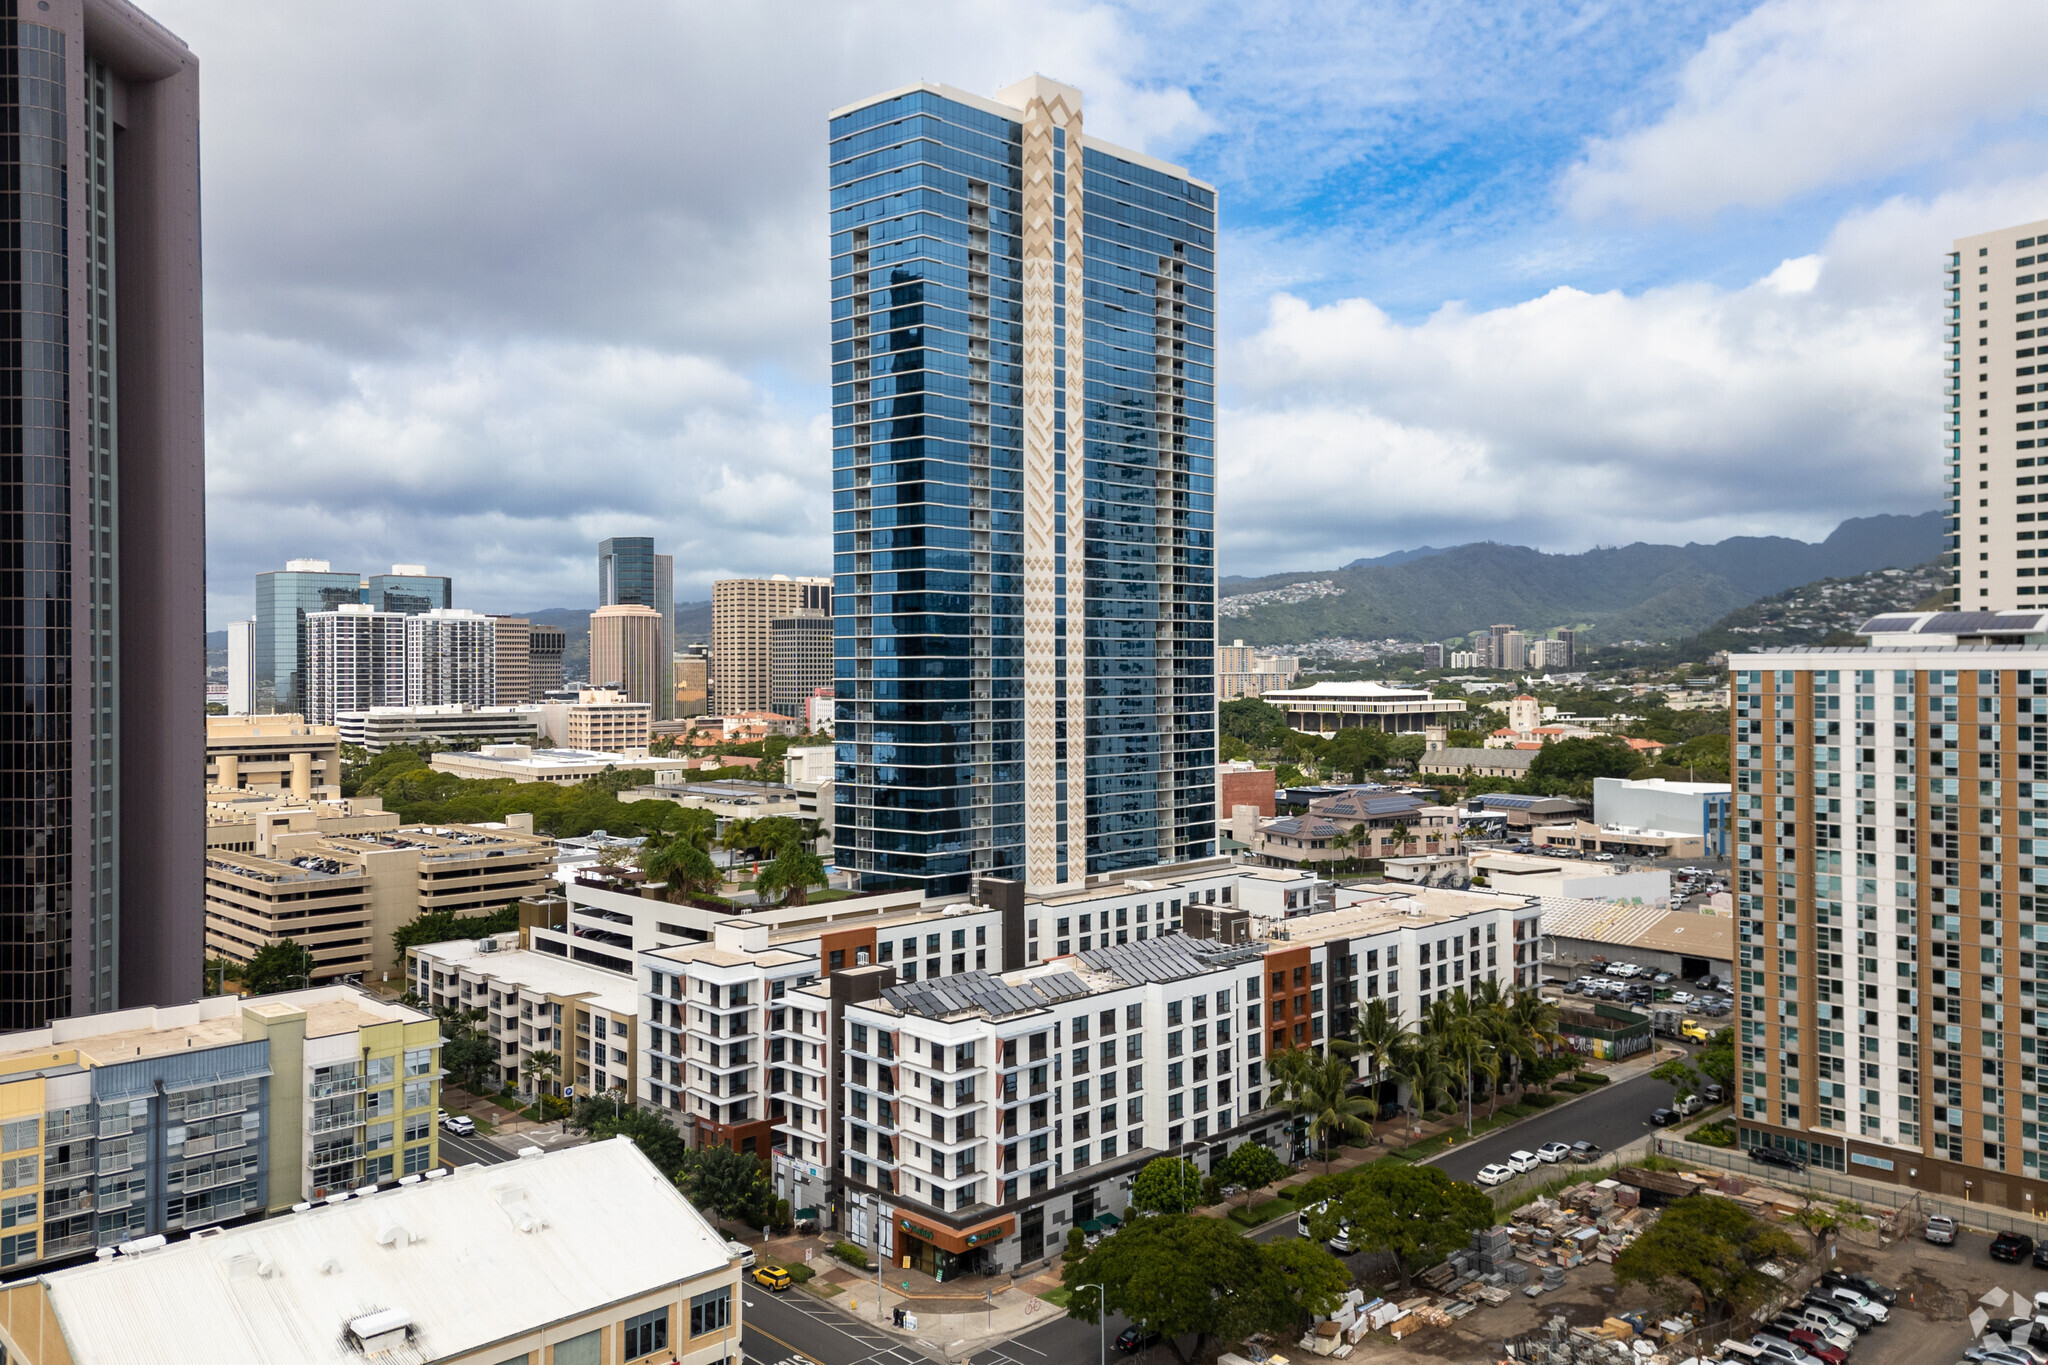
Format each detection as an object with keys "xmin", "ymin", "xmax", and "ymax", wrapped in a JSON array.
[
  {"xmin": 1302, "ymin": 1052, "xmax": 1377, "ymax": 1172},
  {"xmin": 755, "ymin": 845, "xmax": 828, "ymax": 906},
  {"xmin": 520, "ymin": 1049, "xmax": 561, "ymax": 1102},
  {"xmin": 1388, "ymin": 822, "xmax": 1412, "ymax": 856},
  {"xmin": 1268, "ymin": 1047, "xmax": 1318, "ymax": 1160},
  {"xmin": 1333, "ymin": 997, "xmax": 1402, "ymax": 1133}
]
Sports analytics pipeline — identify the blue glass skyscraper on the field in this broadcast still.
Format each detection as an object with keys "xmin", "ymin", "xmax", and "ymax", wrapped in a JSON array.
[{"xmin": 830, "ymin": 77, "xmax": 1217, "ymax": 897}]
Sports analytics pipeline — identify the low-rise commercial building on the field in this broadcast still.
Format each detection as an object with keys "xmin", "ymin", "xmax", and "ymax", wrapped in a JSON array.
[
  {"xmin": 336, "ymin": 703, "xmax": 543, "ymax": 752},
  {"xmin": 0, "ymin": 1138, "xmax": 739, "ymax": 1365},
  {"xmin": 1592, "ymin": 776, "xmax": 1733, "ymax": 858},
  {"xmin": 1471, "ymin": 852, "xmax": 1672, "ymax": 904},
  {"xmin": 1251, "ymin": 790, "xmax": 1462, "ymax": 870},
  {"xmin": 1262, "ymin": 680, "xmax": 1467, "ymax": 735},
  {"xmin": 204, "ymin": 714, "xmax": 341, "ymax": 796},
  {"xmin": 0, "ymin": 986, "xmax": 439, "ymax": 1277},
  {"xmin": 206, "ymin": 821, "xmax": 555, "ymax": 982},
  {"xmin": 1417, "ymin": 746, "xmax": 1539, "ymax": 781},
  {"xmin": 1536, "ymin": 897, "xmax": 1734, "ymax": 985},
  {"xmin": 431, "ymin": 744, "xmax": 642, "ymax": 785}
]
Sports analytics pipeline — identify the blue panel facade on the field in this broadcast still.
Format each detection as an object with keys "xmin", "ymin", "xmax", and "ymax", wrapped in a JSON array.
[{"xmin": 830, "ymin": 86, "xmax": 1215, "ymax": 896}]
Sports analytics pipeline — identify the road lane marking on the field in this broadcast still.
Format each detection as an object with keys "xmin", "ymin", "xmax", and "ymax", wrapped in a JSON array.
[{"xmin": 741, "ymin": 1319, "xmax": 824, "ymax": 1365}]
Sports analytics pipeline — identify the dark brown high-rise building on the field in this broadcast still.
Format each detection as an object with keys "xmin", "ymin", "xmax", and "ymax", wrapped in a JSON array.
[{"xmin": 0, "ymin": 0, "xmax": 204, "ymax": 1025}]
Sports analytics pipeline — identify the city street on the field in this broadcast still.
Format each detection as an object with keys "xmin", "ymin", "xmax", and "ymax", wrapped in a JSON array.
[
  {"xmin": 438, "ymin": 1128, "xmax": 515, "ymax": 1167},
  {"xmin": 1425, "ymin": 1067, "xmax": 1679, "ymax": 1184},
  {"xmin": 742, "ymin": 1279, "xmax": 941, "ymax": 1365},
  {"xmin": 967, "ymin": 1296, "xmax": 1138, "ymax": 1365}
]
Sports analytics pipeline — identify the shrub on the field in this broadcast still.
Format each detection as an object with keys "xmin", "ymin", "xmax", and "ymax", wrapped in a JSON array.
[
  {"xmin": 1691, "ymin": 1120, "xmax": 1737, "ymax": 1148},
  {"xmin": 1552, "ymin": 1080, "xmax": 1590, "ymax": 1094},
  {"xmin": 830, "ymin": 1241, "xmax": 869, "ymax": 1269},
  {"xmin": 1577, "ymin": 1072, "xmax": 1612, "ymax": 1086},
  {"xmin": 1523, "ymin": 1092, "xmax": 1559, "ymax": 1109},
  {"xmin": 785, "ymin": 1262, "xmax": 815, "ymax": 1283},
  {"xmin": 1496, "ymin": 1104, "xmax": 1535, "ymax": 1121}
]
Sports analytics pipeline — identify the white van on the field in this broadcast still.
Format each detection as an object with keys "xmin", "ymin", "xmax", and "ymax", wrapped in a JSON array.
[{"xmin": 1296, "ymin": 1199, "xmax": 1351, "ymax": 1252}]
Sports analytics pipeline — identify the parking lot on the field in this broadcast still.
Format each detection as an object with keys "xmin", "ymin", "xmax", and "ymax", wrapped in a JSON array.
[{"xmin": 1332, "ymin": 1213, "xmax": 2033, "ymax": 1364}]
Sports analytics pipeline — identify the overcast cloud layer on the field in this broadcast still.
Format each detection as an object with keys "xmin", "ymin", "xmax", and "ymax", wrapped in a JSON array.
[{"xmin": 162, "ymin": 0, "xmax": 2048, "ymax": 625}]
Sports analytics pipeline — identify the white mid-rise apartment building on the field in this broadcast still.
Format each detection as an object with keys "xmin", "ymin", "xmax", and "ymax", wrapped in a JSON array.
[{"xmin": 409, "ymin": 933, "xmax": 639, "ymax": 1101}]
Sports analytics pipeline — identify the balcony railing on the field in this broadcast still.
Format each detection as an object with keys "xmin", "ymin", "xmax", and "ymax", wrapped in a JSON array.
[{"xmin": 309, "ymin": 1076, "xmax": 367, "ymax": 1099}]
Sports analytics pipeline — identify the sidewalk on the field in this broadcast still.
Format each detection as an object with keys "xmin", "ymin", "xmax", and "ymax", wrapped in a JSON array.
[{"xmin": 718, "ymin": 1224, "xmax": 1063, "ymax": 1358}]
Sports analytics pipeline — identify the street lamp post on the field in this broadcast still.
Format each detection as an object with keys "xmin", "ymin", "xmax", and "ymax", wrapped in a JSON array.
[{"xmin": 1078, "ymin": 1283, "xmax": 1107, "ymax": 1365}]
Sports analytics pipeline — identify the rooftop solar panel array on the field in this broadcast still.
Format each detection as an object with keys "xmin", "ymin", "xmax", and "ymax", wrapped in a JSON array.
[{"xmin": 882, "ymin": 969, "xmax": 1091, "ymax": 1020}]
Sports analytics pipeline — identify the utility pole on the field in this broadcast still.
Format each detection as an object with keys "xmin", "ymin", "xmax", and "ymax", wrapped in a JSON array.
[{"xmin": 1079, "ymin": 1283, "xmax": 1107, "ymax": 1365}]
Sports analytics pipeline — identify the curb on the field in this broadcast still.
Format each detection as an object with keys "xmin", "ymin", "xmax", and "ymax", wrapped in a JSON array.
[{"xmin": 1410, "ymin": 1054, "xmax": 1677, "ymax": 1169}]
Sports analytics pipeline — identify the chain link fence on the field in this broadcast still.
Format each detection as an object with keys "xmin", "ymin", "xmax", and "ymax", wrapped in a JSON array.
[{"xmin": 1656, "ymin": 1136, "xmax": 2047, "ymax": 1237}]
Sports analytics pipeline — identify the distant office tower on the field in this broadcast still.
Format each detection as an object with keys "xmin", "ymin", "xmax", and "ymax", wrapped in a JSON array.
[
  {"xmin": 364, "ymin": 563, "xmax": 451, "ymax": 616},
  {"xmin": 1421, "ymin": 643, "xmax": 1445, "ymax": 670},
  {"xmin": 256, "ymin": 560, "xmax": 361, "ymax": 714},
  {"xmin": 489, "ymin": 616, "xmax": 532, "ymax": 703},
  {"xmin": 226, "ymin": 620, "xmax": 256, "ymax": 715},
  {"xmin": 830, "ymin": 77, "xmax": 1218, "ymax": 895},
  {"xmin": 1948, "ymin": 217, "xmax": 2048, "ymax": 607},
  {"xmin": 769, "ymin": 614, "xmax": 834, "ymax": 722},
  {"xmin": 305, "ymin": 606, "xmax": 407, "ymax": 724},
  {"xmin": 1555, "ymin": 628, "xmax": 1577, "ymax": 669},
  {"xmin": 674, "ymin": 644, "xmax": 709, "ymax": 718},
  {"xmin": 597, "ymin": 537, "xmax": 673, "ymax": 719},
  {"xmin": 589, "ymin": 604, "xmax": 664, "ymax": 711},
  {"xmin": 528, "ymin": 623, "xmax": 566, "ymax": 693},
  {"xmin": 1486, "ymin": 625, "xmax": 1525, "ymax": 670},
  {"xmin": 711, "ymin": 576, "xmax": 830, "ymax": 716},
  {"xmin": 405, "ymin": 609, "xmax": 496, "ymax": 708},
  {"xmin": 0, "ymin": 1, "xmax": 208, "ymax": 1022}
]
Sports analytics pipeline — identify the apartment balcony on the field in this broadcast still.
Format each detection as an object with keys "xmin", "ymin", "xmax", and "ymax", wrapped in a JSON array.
[
  {"xmin": 308, "ymin": 1108, "xmax": 366, "ymax": 1136},
  {"xmin": 310, "ymin": 1076, "xmax": 367, "ymax": 1100}
]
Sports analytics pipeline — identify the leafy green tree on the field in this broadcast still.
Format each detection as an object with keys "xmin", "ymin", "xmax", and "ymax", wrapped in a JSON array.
[
  {"xmin": 1219, "ymin": 697, "xmax": 1289, "ymax": 749},
  {"xmin": 1326, "ymin": 727, "xmax": 1390, "ymax": 782},
  {"xmin": 241, "ymin": 940, "xmax": 317, "ymax": 996},
  {"xmin": 642, "ymin": 838, "xmax": 722, "ymax": 901},
  {"xmin": 443, "ymin": 1032, "xmax": 498, "ymax": 1092},
  {"xmin": 675, "ymin": 1144, "xmax": 778, "ymax": 1225},
  {"xmin": 393, "ymin": 903, "xmax": 521, "ymax": 958},
  {"xmin": 572, "ymin": 1098, "xmax": 688, "ymax": 1174},
  {"xmin": 1790, "ymin": 1198, "xmax": 1871, "ymax": 1258},
  {"xmin": 755, "ymin": 844, "xmax": 828, "ymax": 906},
  {"xmin": 1220, "ymin": 1141, "xmax": 1287, "ymax": 1206},
  {"xmin": 1061, "ymin": 1214, "xmax": 1347, "ymax": 1365},
  {"xmin": 1526, "ymin": 737, "xmax": 1638, "ymax": 796},
  {"xmin": 1318, "ymin": 1162, "xmax": 1494, "ymax": 1289},
  {"xmin": 1130, "ymin": 1155, "xmax": 1206, "ymax": 1214},
  {"xmin": 1613, "ymin": 1194, "xmax": 1805, "ymax": 1323}
]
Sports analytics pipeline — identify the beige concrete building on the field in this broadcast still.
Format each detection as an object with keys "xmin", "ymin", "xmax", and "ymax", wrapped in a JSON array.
[
  {"xmin": 541, "ymin": 686, "xmax": 652, "ymax": 753},
  {"xmin": 205, "ymin": 820, "xmax": 555, "ymax": 983},
  {"xmin": 1952, "ymin": 215, "xmax": 2048, "ymax": 608},
  {"xmin": 490, "ymin": 613, "xmax": 533, "ymax": 703},
  {"xmin": 590, "ymin": 603, "xmax": 665, "ymax": 711},
  {"xmin": 411, "ymin": 932, "xmax": 639, "ymax": 1101},
  {"xmin": 206, "ymin": 790, "xmax": 400, "ymax": 853},
  {"xmin": 676, "ymin": 645, "xmax": 710, "ymax": 717},
  {"xmin": 1216, "ymin": 639, "xmax": 1300, "ymax": 700},
  {"xmin": 711, "ymin": 575, "xmax": 830, "ymax": 714},
  {"xmin": 0, "ymin": 1139, "xmax": 738, "ymax": 1365},
  {"xmin": 432, "ymin": 745, "xmax": 643, "ymax": 785},
  {"xmin": 204, "ymin": 713, "xmax": 341, "ymax": 796}
]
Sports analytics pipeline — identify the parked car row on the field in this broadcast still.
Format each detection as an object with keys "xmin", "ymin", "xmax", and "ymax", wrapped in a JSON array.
[
  {"xmin": 1474, "ymin": 1141, "xmax": 1602, "ymax": 1185},
  {"xmin": 1747, "ymin": 1272, "xmax": 1896, "ymax": 1365}
]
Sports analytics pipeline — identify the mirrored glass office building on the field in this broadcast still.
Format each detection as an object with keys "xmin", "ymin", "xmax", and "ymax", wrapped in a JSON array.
[{"xmin": 830, "ymin": 77, "xmax": 1217, "ymax": 897}]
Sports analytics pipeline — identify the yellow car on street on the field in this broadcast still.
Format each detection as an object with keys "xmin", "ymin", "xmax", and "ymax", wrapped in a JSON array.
[{"xmin": 752, "ymin": 1265, "xmax": 792, "ymax": 1291}]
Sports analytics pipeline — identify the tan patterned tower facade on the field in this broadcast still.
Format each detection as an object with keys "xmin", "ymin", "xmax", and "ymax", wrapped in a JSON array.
[{"xmin": 829, "ymin": 79, "xmax": 1219, "ymax": 898}]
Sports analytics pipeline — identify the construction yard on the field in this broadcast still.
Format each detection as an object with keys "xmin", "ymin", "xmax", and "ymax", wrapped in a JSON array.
[{"xmin": 1271, "ymin": 1163, "xmax": 2033, "ymax": 1365}]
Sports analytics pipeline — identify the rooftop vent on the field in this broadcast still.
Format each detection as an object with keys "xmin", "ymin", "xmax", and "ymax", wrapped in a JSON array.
[{"xmin": 347, "ymin": 1308, "xmax": 413, "ymax": 1355}]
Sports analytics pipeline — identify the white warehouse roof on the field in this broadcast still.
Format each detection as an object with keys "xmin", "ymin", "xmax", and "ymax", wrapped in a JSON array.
[{"xmin": 28, "ymin": 1138, "xmax": 728, "ymax": 1365}]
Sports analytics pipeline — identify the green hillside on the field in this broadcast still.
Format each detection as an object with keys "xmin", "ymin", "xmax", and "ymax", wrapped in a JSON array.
[{"xmin": 1217, "ymin": 510, "xmax": 1943, "ymax": 647}]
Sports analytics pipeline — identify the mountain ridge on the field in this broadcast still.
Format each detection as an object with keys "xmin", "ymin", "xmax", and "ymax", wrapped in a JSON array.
[{"xmin": 1217, "ymin": 510, "xmax": 1944, "ymax": 648}]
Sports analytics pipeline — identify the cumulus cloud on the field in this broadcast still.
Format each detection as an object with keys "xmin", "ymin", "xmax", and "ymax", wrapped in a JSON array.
[
  {"xmin": 1562, "ymin": 0, "xmax": 2048, "ymax": 221},
  {"xmin": 1221, "ymin": 215, "xmax": 1954, "ymax": 572},
  {"xmin": 154, "ymin": 0, "xmax": 1207, "ymax": 623}
]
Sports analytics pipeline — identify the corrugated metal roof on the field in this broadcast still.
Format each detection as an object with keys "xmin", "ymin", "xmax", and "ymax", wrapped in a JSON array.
[
  {"xmin": 1538, "ymin": 897, "xmax": 1733, "ymax": 961},
  {"xmin": 39, "ymin": 1138, "xmax": 731, "ymax": 1365}
]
